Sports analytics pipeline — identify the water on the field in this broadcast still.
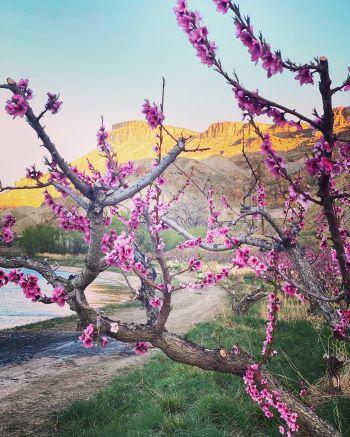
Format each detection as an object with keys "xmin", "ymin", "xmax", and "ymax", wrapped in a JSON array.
[{"xmin": 0, "ymin": 268, "xmax": 130, "ymax": 330}]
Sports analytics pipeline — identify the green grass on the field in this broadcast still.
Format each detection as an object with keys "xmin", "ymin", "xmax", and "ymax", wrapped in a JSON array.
[{"xmin": 56, "ymin": 305, "xmax": 350, "ymax": 437}]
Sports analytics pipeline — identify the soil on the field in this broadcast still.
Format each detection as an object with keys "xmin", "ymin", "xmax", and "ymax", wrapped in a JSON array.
[{"xmin": 0, "ymin": 270, "xmax": 226, "ymax": 436}]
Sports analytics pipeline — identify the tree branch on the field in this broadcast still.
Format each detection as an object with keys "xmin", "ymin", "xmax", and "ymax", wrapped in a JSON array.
[{"xmin": 101, "ymin": 139, "xmax": 186, "ymax": 206}]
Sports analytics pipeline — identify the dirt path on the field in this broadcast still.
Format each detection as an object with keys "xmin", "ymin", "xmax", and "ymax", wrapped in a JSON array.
[{"xmin": 0, "ymin": 273, "xmax": 226, "ymax": 436}]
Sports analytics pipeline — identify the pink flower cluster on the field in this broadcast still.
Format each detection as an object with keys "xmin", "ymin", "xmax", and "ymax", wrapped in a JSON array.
[
  {"xmin": 252, "ymin": 184, "xmax": 266, "ymax": 208},
  {"xmin": 334, "ymin": 309, "xmax": 350, "ymax": 337},
  {"xmin": 96, "ymin": 125, "xmax": 112, "ymax": 153},
  {"xmin": 305, "ymin": 137, "xmax": 341, "ymax": 177},
  {"xmin": 51, "ymin": 286, "xmax": 68, "ymax": 307},
  {"xmin": 262, "ymin": 292, "xmax": 280, "ymax": 356},
  {"xmin": 142, "ymin": 100, "xmax": 165, "ymax": 129},
  {"xmin": 188, "ymin": 256, "xmax": 202, "ymax": 270},
  {"xmin": 287, "ymin": 185, "xmax": 311, "ymax": 210},
  {"xmin": 234, "ymin": 90, "xmax": 302, "ymax": 130},
  {"xmin": 150, "ymin": 297, "xmax": 162, "ymax": 309},
  {"xmin": 281, "ymin": 281, "xmax": 306, "ymax": 303},
  {"xmin": 220, "ymin": 194, "xmax": 230, "ymax": 209},
  {"xmin": 212, "ymin": 0, "xmax": 231, "ymax": 14},
  {"xmin": 104, "ymin": 231, "xmax": 135, "ymax": 272},
  {"xmin": 44, "ymin": 192, "xmax": 90, "ymax": 242},
  {"xmin": 79, "ymin": 324, "xmax": 108, "ymax": 349},
  {"xmin": 260, "ymin": 135, "xmax": 286, "ymax": 178},
  {"xmin": 45, "ymin": 92, "xmax": 62, "ymax": 114},
  {"xmin": 235, "ymin": 22, "xmax": 283, "ymax": 77},
  {"xmin": 295, "ymin": 68, "xmax": 314, "ymax": 86},
  {"xmin": 186, "ymin": 265, "xmax": 231, "ymax": 291},
  {"xmin": 19, "ymin": 274, "xmax": 42, "ymax": 302},
  {"xmin": 244, "ymin": 364, "xmax": 299, "ymax": 436},
  {"xmin": 5, "ymin": 94, "xmax": 28, "ymax": 118},
  {"xmin": 135, "ymin": 341, "xmax": 149, "ymax": 355},
  {"xmin": 1, "ymin": 214, "xmax": 16, "ymax": 243},
  {"xmin": 177, "ymin": 236, "xmax": 203, "ymax": 251},
  {"xmin": 17, "ymin": 78, "xmax": 33, "ymax": 100},
  {"xmin": 246, "ymin": 255, "xmax": 268, "ymax": 276},
  {"xmin": 174, "ymin": 0, "xmax": 217, "ymax": 67},
  {"xmin": 232, "ymin": 247, "xmax": 250, "ymax": 268},
  {"xmin": 0, "ymin": 270, "xmax": 9, "ymax": 287},
  {"xmin": 79, "ymin": 324, "xmax": 96, "ymax": 348}
]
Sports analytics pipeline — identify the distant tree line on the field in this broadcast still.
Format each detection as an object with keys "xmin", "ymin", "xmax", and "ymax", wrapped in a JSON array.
[
  {"xmin": 19, "ymin": 225, "xmax": 88, "ymax": 256},
  {"xmin": 17, "ymin": 221, "xmax": 206, "ymax": 257}
]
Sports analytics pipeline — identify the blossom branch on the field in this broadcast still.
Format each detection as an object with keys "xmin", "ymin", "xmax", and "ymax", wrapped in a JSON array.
[
  {"xmin": 1, "ymin": 79, "xmax": 94, "ymax": 199},
  {"xmin": 101, "ymin": 139, "xmax": 186, "ymax": 206}
]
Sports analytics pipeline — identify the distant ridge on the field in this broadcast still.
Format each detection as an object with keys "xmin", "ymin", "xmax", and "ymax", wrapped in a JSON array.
[{"xmin": 1, "ymin": 107, "xmax": 349, "ymax": 208}]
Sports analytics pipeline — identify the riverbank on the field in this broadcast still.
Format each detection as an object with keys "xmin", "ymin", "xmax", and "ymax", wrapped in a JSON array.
[
  {"xmin": 0, "ymin": 265, "xmax": 136, "ymax": 330},
  {"xmin": 0, "ymin": 280, "xmax": 226, "ymax": 436}
]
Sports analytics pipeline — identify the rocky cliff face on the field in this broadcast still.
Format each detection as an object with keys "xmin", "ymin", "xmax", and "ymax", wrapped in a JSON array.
[
  {"xmin": 333, "ymin": 106, "xmax": 350, "ymax": 130},
  {"xmin": 1, "ymin": 107, "xmax": 349, "ymax": 208}
]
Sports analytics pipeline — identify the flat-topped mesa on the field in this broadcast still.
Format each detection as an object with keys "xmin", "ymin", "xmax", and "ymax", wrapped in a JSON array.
[
  {"xmin": 110, "ymin": 120, "xmax": 198, "ymax": 144},
  {"xmin": 200, "ymin": 121, "xmax": 245, "ymax": 139},
  {"xmin": 1, "ymin": 107, "xmax": 350, "ymax": 209}
]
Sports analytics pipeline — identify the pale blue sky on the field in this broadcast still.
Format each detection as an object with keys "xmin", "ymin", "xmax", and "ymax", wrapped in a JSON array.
[{"xmin": 1, "ymin": 0, "xmax": 349, "ymax": 184}]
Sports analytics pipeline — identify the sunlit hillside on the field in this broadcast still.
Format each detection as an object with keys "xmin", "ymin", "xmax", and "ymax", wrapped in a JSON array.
[{"xmin": 1, "ymin": 107, "xmax": 349, "ymax": 208}]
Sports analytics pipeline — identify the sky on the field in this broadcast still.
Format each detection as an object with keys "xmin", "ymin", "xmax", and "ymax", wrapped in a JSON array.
[{"xmin": 1, "ymin": 0, "xmax": 349, "ymax": 185}]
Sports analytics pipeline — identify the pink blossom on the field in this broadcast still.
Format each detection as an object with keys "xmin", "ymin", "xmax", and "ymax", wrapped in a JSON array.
[
  {"xmin": 156, "ymin": 176, "xmax": 166, "ymax": 186},
  {"xmin": 2, "ymin": 227, "xmax": 14, "ymax": 243},
  {"xmin": 150, "ymin": 297, "xmax": 162, "ymax": 309},
  {"xmin": 45, "ymin": 92, "xmax": 62, "ymax": 114},
  {"xmin": 188, "ymin": 256, "xmax": 202, "ymax": 270},
  {"xmin": 261, "ymin": 50, "xmax": 283, "ymax": 78},
  {"xmin": 79, "ymin": 324, "xmax": 95, "ymax": 348},
  {"xmin": 142, "ymin": 100, "xmax": 164, "ymax": 129},
  {"xmin": 305, "ymin": 157, "xmax": 319, "ymax": 175},
  {"xmin": 244, "ymin": 363, "xmax": 299, "ymax": 435},
  {"xmin": 234, "ymin": 19, "xmax": 283, "ymax": 78},
  {"xmin": 232, "ymin": 247, "xmax": 250, "ymax": 268},
  {"xmin": 174, "ymin": 0, "xmax": 217, "ymax": 67},
  {"xmin": 334, "ymin": 309, "xmax": 350, "ymax": 337},
  {"xmin": 282, "ymin": 282, "xmax": 297, "ymax": 297},
  {"xmin": 96, "ymin": 125, "xmax": 111, "ymax": 153},
  {"xmin": 252, "ymin": 184, "xmax": 266, "ymax": 208},
  {"xmin": 262, "ymin": 293, "xmax": 280, "ymax": 356},
  {"xmin": 319, "ymin": 156, "xmax": 333, "ymax": 175},
  {"xmin": 19, "ymin": 274, "xmax": 42, "ymax": 302},
  {"xmin": 7, "ymin": 269, "xmax": 23, "ymax": 284},
  {"xmin": 135, "ymin": 341, "xmax": 149, "ymax": 355},
  {"xmin": 110, "ymin": 322, "xmax": 119, "ymax": 333},
  {"xmin": 104, "ymin": 231, "xmax": 135, "ymax": 272},
  {"xmin": 51, "ymin": 286, "xmax": 68, "ymax": 307},
  {"xmin": 101, "ymin": 336, "xmax": 108, "ymax": 348},
  {"xmin": 44, "ymin": 191, "xmax": 90, "ymax": 242},
  {"xmin": 17, "ymin": 78, "xmax": 33, "ymax": 100},
  {"xmin": 5, "ymin": 94, "xmax": 28, "ymax": 118},
  {"xmin": 0, "ymin": 270, "xmax": 9, "ymax": 287},
  {"xmin": 212, "ymin": 0, "xmax": 231, "ymax": 14},
  {"xmin": 295, "ymin": 68, "xmax": 314, "ymax": 86}
]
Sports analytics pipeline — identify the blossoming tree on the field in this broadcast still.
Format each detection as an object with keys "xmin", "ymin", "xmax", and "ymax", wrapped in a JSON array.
[{"xmin": 1, "ymin": 1, "xmax": 350, "ymax": 436}]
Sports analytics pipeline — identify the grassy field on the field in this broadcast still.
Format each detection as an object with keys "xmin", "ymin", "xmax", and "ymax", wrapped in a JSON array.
[{"xmin": 56, "ymin": 302, "xmax": 350, "ymax": 437}]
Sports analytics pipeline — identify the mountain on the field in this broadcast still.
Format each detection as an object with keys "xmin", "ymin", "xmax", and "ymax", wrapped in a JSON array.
[{"xmin": 0, "ymin": 107, "xmax": 349, "ymax": 210}]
